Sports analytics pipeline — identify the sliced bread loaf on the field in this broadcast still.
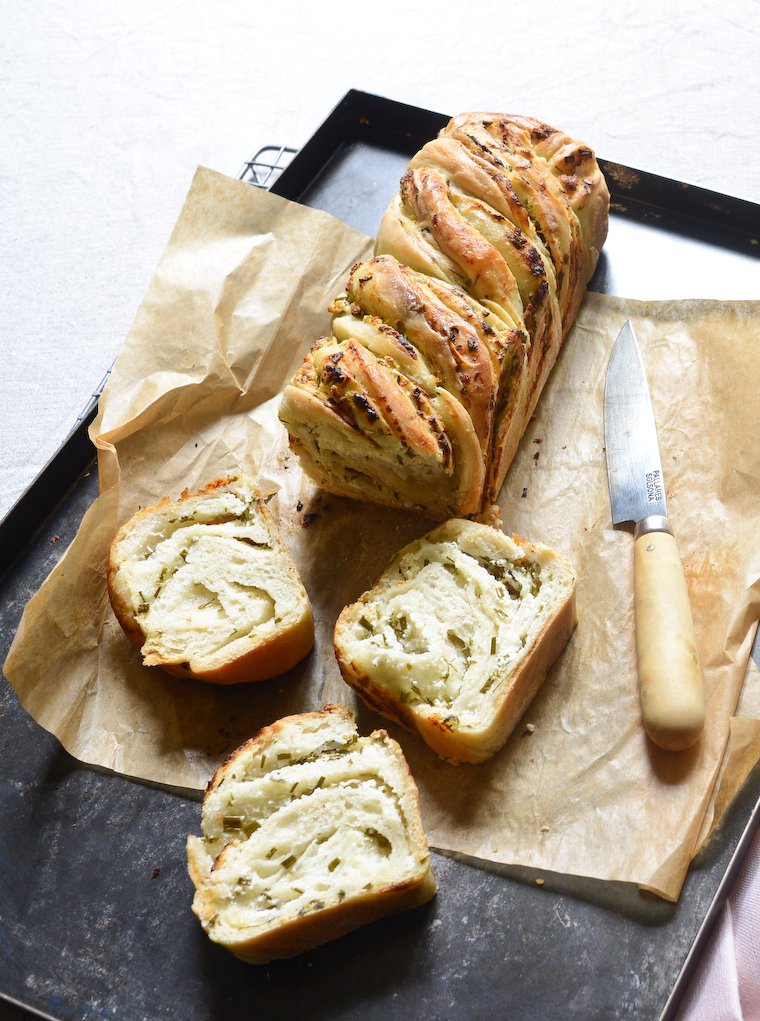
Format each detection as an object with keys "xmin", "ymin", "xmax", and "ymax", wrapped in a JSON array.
[{"xmin": 279, "ymin": 113, "xmax": 609, "ymax": 517}]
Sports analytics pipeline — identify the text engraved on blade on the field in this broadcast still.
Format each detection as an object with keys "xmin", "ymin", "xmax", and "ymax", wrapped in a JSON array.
[{"xmin": 645, "ymin": 469, "xmax": 663, "ymax": 502}]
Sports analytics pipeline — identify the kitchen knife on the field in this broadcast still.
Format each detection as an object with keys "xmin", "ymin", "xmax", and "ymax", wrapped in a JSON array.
[{"xmin": 604, "ymin": 321, "xmax": 705, "ymax": 751}]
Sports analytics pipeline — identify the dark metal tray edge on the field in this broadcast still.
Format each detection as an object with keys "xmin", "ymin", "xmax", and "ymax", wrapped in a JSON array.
[{"xmin": 272, "ymin": 89, "xmax": 760, "ymax": 246}]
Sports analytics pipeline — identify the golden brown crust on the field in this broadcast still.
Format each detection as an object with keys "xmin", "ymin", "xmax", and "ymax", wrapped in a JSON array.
[
  {"xmin": 279, "ymin": 112, "xmax": 609, "ymax": 517},
  {"xmin": 423, "ymin": 119, "xmax": 582, "ymax": 326},
  {"xmin": 280, "ymin": 343, "xmax": 484, "ymax": 518},
  {"xmin": 346, "ymin": 256, "xmax": 497, "ymax": 454},
  {"xmin": 398, "ymin": 168, "xmax": 525, "ymax": 323},
  {"xmin": 496, "ymin": 112, "xmax": 611, "ymax": 275},
  {"xmin": 432, "ymin": 114, "xmax": 609, "ymax": 502},
  {"xmin": 194, "ymin": 873, "xmax": 436, "ymax": 965},
  {"xmin": 444, "ymin": 112, "xmax": 609, "ymax": 293}
]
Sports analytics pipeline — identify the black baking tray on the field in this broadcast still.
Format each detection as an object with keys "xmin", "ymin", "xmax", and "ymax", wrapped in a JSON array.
[{"xmin": 2, "ymin": 89, "xmax": 759, "ymax": 1021}]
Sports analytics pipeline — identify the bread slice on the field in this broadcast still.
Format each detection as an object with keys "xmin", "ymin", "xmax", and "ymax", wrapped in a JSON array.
[
  {"xmin": 107, "ymin": 475, "xmax": 313, "ymax": 684},
  {"xmin": 186, "ymin": 704, "xmax": 437, "ymax": 963},
  {"xmin": 334, "ymin": 519, "xmax": 576, "ymax": 764}
]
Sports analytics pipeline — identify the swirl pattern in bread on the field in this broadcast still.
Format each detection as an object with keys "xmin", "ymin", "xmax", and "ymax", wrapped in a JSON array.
[
  {"xmin": 334, "ymin": 519, "xmax": 576, "ymax": 763},
  {"xmin": 187, "ymin": 705, "xmax": 436, "ymax": 963},
  {"xmin": 280, "ymin": 113, "xmax": 609, "ymax": 517},
  {"xmin": 107, "ymin": 476, "xmax": 314, "ymax": 684}
]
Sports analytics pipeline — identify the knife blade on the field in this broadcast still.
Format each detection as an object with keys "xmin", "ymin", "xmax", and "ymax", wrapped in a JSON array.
[{"xmin": 604, "ymin": 321, "xmax": 705, "ymax": 751}]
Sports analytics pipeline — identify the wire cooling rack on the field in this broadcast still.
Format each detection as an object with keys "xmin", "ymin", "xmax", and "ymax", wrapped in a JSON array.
[{"xmin": 238, "ymin": 144, "xmax": 298, "ymax": 189}]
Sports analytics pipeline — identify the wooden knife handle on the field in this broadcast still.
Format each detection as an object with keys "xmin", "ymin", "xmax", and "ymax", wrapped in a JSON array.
[{"xmin": 634, "ymin": 529, "xmax": 705, "ymax": 751}]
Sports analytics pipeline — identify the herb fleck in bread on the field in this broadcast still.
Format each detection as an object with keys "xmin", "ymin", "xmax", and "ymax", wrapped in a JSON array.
[
  {"xmin": 107, "ymin": 475, "xmax": 313, "ymax": 684},
  {"xmin": 334, "ymin": 519, "xmax": 576, "ymax": 763},
  {"xmin": 186, "ymin": 704, "xmax": 436, "ymax": 963}
]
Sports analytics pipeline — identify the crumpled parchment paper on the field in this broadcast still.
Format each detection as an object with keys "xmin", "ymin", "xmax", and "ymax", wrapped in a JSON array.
[{"xmin": 5, "ymin": 167, "xmax": 760, "ymax": 901}]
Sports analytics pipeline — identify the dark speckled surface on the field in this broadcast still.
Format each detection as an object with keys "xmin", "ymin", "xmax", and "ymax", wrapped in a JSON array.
[{"xmin": 1, "ymin": 92, "xmax": 759, "ymax": 1021}]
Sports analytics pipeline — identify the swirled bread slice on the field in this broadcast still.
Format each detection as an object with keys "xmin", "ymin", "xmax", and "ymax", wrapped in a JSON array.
[
  {"xmin": 279, "ymin": 112, "xmax": 608, "ymax": 517},
  {"xmin": 187, "ymin": 704, "xmax": 437, "ymax": 963},
  {"xmin": 334, "ymin": 520, "xmax": 576, "ymax": 764},
  {"xmin": 107, "ymin": 476, "xmax": 313, "ymax": 684}
]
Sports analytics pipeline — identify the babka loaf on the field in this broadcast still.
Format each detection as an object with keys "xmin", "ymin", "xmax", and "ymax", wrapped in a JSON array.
[
  {"xmin": 187, "ymin": 705, "xmax": 437, "ymax": 962},
  {"xmin": 334, "ymin": 519, "xmax": 577, "ymax": 763},
  {"xmin": 107, "ymin": 475, "xmax": 314, "ymax": 684},
  {"xmin": 279, "ymin": 113, "xmax": 609, "ymax": 517}
]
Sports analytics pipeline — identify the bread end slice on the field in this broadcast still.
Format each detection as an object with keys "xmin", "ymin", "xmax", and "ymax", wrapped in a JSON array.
[
  {"xmin": 187, "ymin": 704, "xmax": 436, "ymax": 963},
  {"xmin": 107, "ymin": 475, "xmax": 314, "ymax": 684},
  {"xmin": 334, "ymin": 519, "xmax": 576, "ymax": 763}
]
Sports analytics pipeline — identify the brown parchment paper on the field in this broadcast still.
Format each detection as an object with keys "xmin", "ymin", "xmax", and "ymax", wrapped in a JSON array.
[{"xmin": 5, "ymin": 166, "xmax": 760, "ymax": 902}]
